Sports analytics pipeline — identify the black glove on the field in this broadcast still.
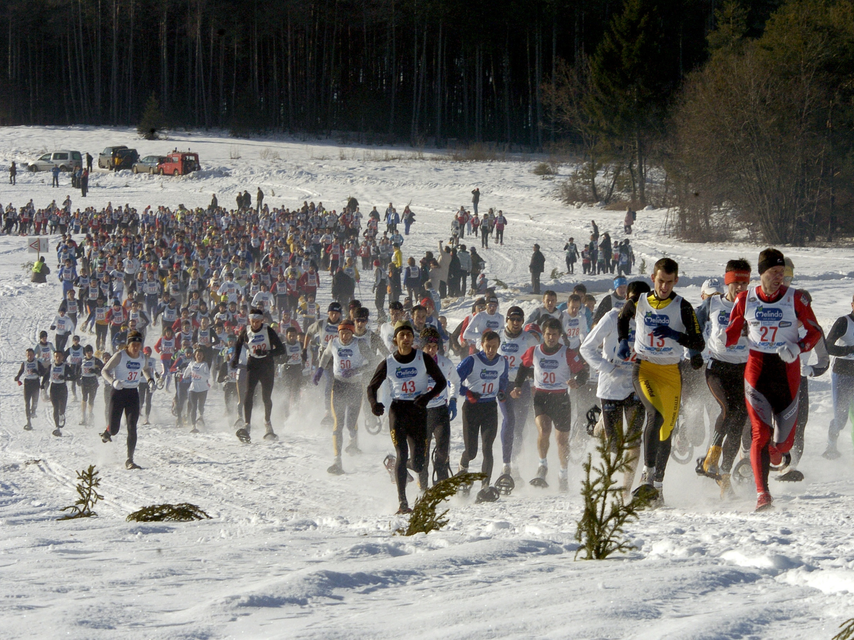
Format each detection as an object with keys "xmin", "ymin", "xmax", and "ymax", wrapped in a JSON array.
[
  {"xmin": 414, "ymin": 395, "xmax": 429, "ymax": 409},
  {"xmin": 652, "ymin": 325, "xmax": 681, "ymax": 342},
  {"xmin": 690, "ymin": 353, "xmax": 705, "ymax": 370},
  {"xmin": 372, "ymin": 402, "xmax": 385, "ymax": 417},
  {"xmin": 496, "ymin": 390, "xmax": 506, "ymax": 402}
]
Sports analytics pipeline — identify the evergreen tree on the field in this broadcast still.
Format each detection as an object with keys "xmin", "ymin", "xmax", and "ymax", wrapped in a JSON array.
[
  {"xmin": 585, "ymin": 0, "xmax": 683, "ymax": 205},
  {"xmin": 138, "ymin": 93, "xmax": 166, "ymax": 140}
]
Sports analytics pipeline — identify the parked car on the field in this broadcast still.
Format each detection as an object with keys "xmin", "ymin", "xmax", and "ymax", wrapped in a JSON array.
[
  {"xmin": 98, "ymin": 146, "xmax": 127, "ymax": 169},
  {"xmin": 26, "ymin": 150, "xmax": 82, "ymax": 172},
  {"xmin": 98, "ymin": 146, "xmax": 139, "ymax": 171},
  {"xmin": 132, "ymin": 155, "xmax": 167, "ymax": 175},
  {"xmin": 158, "ymin": 151, "xmax": 200, "ymax": 176}
]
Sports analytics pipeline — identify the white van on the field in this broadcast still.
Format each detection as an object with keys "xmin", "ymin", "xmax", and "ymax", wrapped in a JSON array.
[{"xmin": 27, "ymin": 150, "xmax": 83, "ymax": 172}]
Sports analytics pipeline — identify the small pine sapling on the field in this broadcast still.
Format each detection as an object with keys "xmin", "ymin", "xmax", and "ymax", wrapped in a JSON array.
[
  {"xmin": 833, "ymin": 618, "xmax": 854, "ymax": 640},
  {"xmin": 126, "ymin": 503, "xmax": 211, "ymax": 522},
  {"xmin": 575, "ymin": 422, "xmax": 645, "ymax": 559},
  {"xmin": 550, "ymin": 268, "xmax": 564, "ymax": 280},
  {"xmin": 58, "ymin": 465, "xmax": 104, "ymax": 520},
  {"xmin": 397, "ymin": 472, "xmax": 486, "ymax": 536}
]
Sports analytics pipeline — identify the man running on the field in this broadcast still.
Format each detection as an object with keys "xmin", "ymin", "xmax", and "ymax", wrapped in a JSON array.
[
  {"xmin": 100, "ymin": 331, "xmax": 156, "ymax": 469},
  {"xmin": 725, "ymin": 248, "xmax": 821, "ymax": 511},
  {"xmin": 512, "ymin": 318, "xmax": 587, "ymax": 491},
  {"xmin": 367, "ymin": 322, "xmax": 446, "ymax": 514},
  {"xmin": 694, "ymin": 259, "xmax": 751, "ymax": 497},
  {"xmin": 617, "ymin": 258, "xmax": 705, "ymax": 507},
  {"xmin": 232, "ymin": 308, "xmax": 285, "ymax": 442},
  {"xmin": 822, "ymin": 293, "xmax": 854, "ymax": 459},
  {"xmin": 580, "ymin": 281, "xmax": 651, "ymax": 499}
]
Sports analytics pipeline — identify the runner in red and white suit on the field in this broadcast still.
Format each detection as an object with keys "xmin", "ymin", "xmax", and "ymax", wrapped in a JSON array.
[{"xmin": 725, "ymin": 249, "xmax": 822, "ymax": 511}]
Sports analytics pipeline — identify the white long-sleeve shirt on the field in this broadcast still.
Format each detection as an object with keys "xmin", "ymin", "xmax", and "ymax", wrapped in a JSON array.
[
  {"xmin": 182, "ymin": 361, "xmax": 212, "ymax": 393},
  {"xmin": 427, "ymin": 353, "xmax": 460, "ymax": 409},
  {"xmin": 52, "ymin": 315, "xmax": 76, "ymax": 336},
  {"xmin": 579, "ymin": 308, "xmax": 635, "ymax": 401},
  {"xmin": 462, "ymin": 311, "xmax": 504, "ymax": 345}
]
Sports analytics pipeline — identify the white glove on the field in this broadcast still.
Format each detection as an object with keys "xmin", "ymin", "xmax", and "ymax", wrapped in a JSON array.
[
  {"xmin": 112, "ymin": 379, "xmax": 124, "ymax": 390},
  {"xmin": 776, "ymin": 344, "xmax": 800, "ymax": 363},
  {"xmin": 802, "ymin": 365, "xmax": 814, "ymax": 377}
]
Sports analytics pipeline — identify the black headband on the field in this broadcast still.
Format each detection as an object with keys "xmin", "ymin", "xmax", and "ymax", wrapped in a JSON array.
[{"xmin": 758, "ymin": 253, "xmax": 785, "ymax": 275}]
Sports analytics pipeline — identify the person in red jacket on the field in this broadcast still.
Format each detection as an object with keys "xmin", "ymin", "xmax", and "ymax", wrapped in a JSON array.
[{"xmin": 725, "ymin": 248, "xmax": 822, "ymax": 511}]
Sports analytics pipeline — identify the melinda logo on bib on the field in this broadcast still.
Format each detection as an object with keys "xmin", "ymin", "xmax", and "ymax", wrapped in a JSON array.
[
  {"xmin": 503, "ymin": 343, "xmax": 519, "ymax": 353},
  {"xmin": 480, "ymin": 369, "xmax": 499, "ymax": 380},
  {"xmin": 755, "ymin": 306, "xmax": 784, "ymax": 322},
  {"xmin": 395, "ymin": 366, "xmax": 418, "ymax": 378},
  {"xmin": 643, "ymin": 312, "xmax": 670, "ymax": 328},
  {"xmin": 539, "ymin": 358, "xmax": 559, "ymax": 370},
  {"xmin": 718, "ymin": 311, "xmax": 730, "ymax": 326},
  {"xmin": 127, "ymin": 361, "xmax": 141, "ymax": 370}
]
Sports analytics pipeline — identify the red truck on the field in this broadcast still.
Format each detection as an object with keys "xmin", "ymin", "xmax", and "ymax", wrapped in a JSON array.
[{"xmin": 157, "ymin": 152, "xmax": 200, "ymax": 176}]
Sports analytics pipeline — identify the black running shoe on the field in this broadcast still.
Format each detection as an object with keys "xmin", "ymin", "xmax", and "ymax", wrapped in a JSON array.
[
  {"xmin": 126, "ymin": 459, "xmax": 141, "ymax": 470},
  {"xmin": 101, "ymin": 430, "xmax": 112, "ymax": 443}
]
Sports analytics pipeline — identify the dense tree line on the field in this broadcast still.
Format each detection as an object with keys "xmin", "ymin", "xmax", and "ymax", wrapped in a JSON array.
[
  {"xmin": 7, "ymin": 0, "xmax": 847, "ymax": 245},
  {"xmin": 0, "ymin": 0, "xmax": 776, "ymax": 144}
]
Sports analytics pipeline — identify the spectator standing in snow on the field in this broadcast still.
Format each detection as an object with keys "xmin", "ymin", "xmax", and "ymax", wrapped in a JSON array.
[
  {"xmin": 564, "ymin": 237, "xmax": 579, "ymax": 274},
  {"xmin": 625, "ymin": 206, "xmax": 636, "ymax": 234},
  {"xmin": 494, "ymin": 210, "xmax": 506, "ymax": 245},
  {"xmin": 469, "ymin": 247, "xmax": 485, "ymax": 293},
  {"xmin": 529, "ymin": 244, "xmax": 545, "ymax": 295},
  {"xmin": 471, "ymin": 188, "xmax": 480, "ymax": 215},
  {"xmin": 402, "ymin": 206, "xmax": 415, "ymax": 235},
  {"xmin": 457, "ymin": 244, "xmax": 472, "ymax": 295},
  {"xmin": 9, "ymin": 161, "xmax": 16, "ymax": 185},
  {"xmin": 599, "ymin": 232, "xmax": 613, "ymax": 274},
  {"xmin": 51, "ymin": 165, "xmax": 60, "ymax": 188}
]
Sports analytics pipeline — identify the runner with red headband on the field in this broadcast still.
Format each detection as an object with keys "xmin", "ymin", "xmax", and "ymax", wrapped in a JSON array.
[
  {"xmin": 725, "ymin": 248, "xmax": 822, "ymax": 511},
  {"xmin": 694, "ymin": 259, "xmax": 752, "ymax": 498}
]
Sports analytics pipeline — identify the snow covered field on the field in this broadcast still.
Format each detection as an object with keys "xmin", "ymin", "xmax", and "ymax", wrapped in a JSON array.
[{"xmin": 2, "ymin": 126, "xmax": 854, "ymax": 639}]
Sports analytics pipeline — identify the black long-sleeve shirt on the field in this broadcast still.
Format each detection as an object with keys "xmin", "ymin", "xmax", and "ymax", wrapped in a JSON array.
[
  {"xmin": 826, "ymin": 314, "xmax": 854, "ymax": 376},
  {"xmin": 231, "ymin": 324, "xmax": 285, "ymax": 371}
]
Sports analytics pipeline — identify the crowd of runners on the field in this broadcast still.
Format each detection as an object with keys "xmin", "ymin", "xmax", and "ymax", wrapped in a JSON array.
[{"xmin": 12, "ymin": 193, "xmax": 854, "ymax": 514}]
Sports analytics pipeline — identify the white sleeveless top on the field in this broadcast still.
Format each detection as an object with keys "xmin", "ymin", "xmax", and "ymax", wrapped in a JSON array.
[
  {"xmin": 329, "ymin": 338, "xmax": 367, "ymax": 381},
  {"xmin": 707, "ymin": 295, "xmax": 748, "ymax": 364},
  {"xmin": 744, "ymin": 286, "xmax": 799, "ymax": 354},
  {"xmin": 110, "ymin": 351, "xmax": 146, "ymax": 388},
  {"xmin": 633, "ymin": 295, "xmax": 686, "ymax": 365},
  {"xmin": 386, "ymin": 352, "xmax": 429, "ymax": 400},
  {"xmin": 532, "ymin": 345, "xmax": 572, "ymax": 392},
  {"xmin": 245, "ymin": 326, "xmax": 272, "ymax": 358}
]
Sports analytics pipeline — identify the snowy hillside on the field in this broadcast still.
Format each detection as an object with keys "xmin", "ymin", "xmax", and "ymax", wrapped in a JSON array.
[{"xmin": 1, "ymin": 127, "xmax": 854, "ymax": 639}]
